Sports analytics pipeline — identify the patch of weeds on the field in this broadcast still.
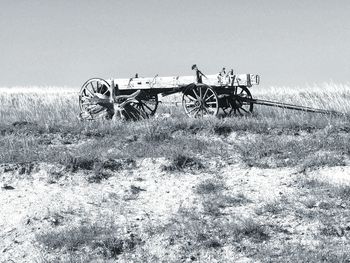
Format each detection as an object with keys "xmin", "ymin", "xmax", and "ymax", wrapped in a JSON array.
[
  {"xmin": 238, "ymin": 217, "xmax": 269, "ymax": 242},
  {"xmin": 87, "ymin": 170, "xmax": 110, "ymax": 183},
  {"xmin": 255, "ymin": 240, "xmax": 350, "ymax": 262},
  {"xmin": 302, "ymin": 197, "xmax": 317, "ymax": 209},
  {"xmin": 166, "ymin": 207, "xmax": 269, "ymax": 254},
  {"xmin": 0, "ymin": 162, "xmax": 36, "ymax": 175},
  {"xmin": 298, "ymin": 175, "xmax": 329, "ymax": 190},
  {"xmin": 300, "ymin": 151, "xmax": 345, "ymax": 171},
  {"xmin": 142, "ymin": 124, "xmax": 172, "ymax": 142},
  {"xmin": 61, "ymin": 155, "xmax": 135, "ymax": 174},
  {"xmin": 11, "ymin": 121, "xmax": 45, "ymax": 135},
  {"xmin": 216, "ymin": 193, "xmax": 250, "ymax": 207},
  {"xmin": 195, "ymin": 179, "xmax": 226, "ymax": 195},
  {"xmin": 320, "ymin": 224, "xmax": 344, "ymax": 237},
  {"xmin": 161, "ymin": 154, "xmax": 204, "ymax": 171},
  {"xmin": 62, "ymin": 155, "xmax": 96, "ymax": 172},
  {"xmin": 102, "ymin": 159, "xmax": 123, "ymax": 171},
  {"xmin": 255, "ymin": 199, "xmax": 285, "ymax": 215},
  {"xmin": 82, "ymin": 130, "xmax": 105, "ymax": 138},
  {"xmin": 213, "ymin": 124, "xmax": 233, "ymax": 136},
  {"xmin": 36, "ymin": 221, "xmax": 142, "ymax": 259},
  {"xmin": 201, "ymin": 194, "xmax": 250, "ymax": 217},
  {"xmin": 298, "ymin": 175, "xmax": 350, "ymax": 200},
  {"xmin": 236, "ymin": 132, "xmax": 350, "ymax": 168},
  {"xmin": 17, "ymin": 162, "xmax": 35, "ymax": 175},
  {"xmin": 47, "ymin": 166, "xmax": 64, "ymax": 184},
  {"xmin": 202, "ymin": 199, "xmax": 222, "ymax": 216},
  {"xmin": 335, "ymin": 185, "xmax": 350, "ymax": 199},
  {"xmin": 87, "ymin": 158, "xmax": 136, "ymax": 183}
]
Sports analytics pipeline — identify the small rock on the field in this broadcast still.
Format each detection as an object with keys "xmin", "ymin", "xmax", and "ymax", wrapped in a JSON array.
[{"xmin": 1, "ymin": 185, "xmax": 15, "ymax": 190}]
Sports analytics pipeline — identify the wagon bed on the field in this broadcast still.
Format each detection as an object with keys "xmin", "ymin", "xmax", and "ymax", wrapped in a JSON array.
[{"xmin": 79, "ymin": 65, "xmax": 260, "ymax": 119}]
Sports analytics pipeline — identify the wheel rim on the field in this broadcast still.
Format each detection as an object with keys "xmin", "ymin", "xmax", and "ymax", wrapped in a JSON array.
[
  {"xmin": 130, "ymin": 94, "xmax": 158, "ymax": 117},
  {"xmin": 229, "ymin": 86, "xmax": 253, "ymax": 115},
  {"xmin": 79, "ymin": 78, "xmax": 111, "ymax": 119},
  {"xmin": 182, "ymin": 84, "xmax": 219, "ymax": 117}
]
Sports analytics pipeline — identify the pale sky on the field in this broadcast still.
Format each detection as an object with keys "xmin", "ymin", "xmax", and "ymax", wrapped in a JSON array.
[{"xmin": 0, "ymin": 0, "xmax": 349, "ymax": 87}]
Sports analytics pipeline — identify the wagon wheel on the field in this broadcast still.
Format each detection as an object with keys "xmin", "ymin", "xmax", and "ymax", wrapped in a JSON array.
[
  {"xmin": 130, "ymin": 94, "xmax": 158, "ymax": 118},
  {"xmin": 182, "ymin": 84, "xmax": 219, "ymax": 117},
  {"xmin": 228, "ymin": 86, "xmax": 253, "ymax": 116},
  {"xmin": 79, "ymin": 78, "xmax": 113, "ymax": 119}
]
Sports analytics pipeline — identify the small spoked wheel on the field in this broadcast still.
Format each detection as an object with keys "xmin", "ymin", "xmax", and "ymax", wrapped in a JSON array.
[
  {"xmin": 182, "ymin": 84, "xmax": 219, "ymax": 117},
  {"xmin": 228, "ymin": 86, "xmax": 253, "ymax": 116},
  {"xmin": 130, "ymin": 94, "xmax": 158, "ymax": 117},
  {"xmin": 79, "ymin": 78, "xmax": 112, "ymax": 119}
]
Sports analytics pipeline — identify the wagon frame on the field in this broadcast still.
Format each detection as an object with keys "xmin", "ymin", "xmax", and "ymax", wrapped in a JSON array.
[{"xmin": 79, "ymin": 65, "xmax": 260, "ymax": 120}]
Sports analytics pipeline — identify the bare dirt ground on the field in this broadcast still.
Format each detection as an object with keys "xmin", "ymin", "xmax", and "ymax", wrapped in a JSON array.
[{"xmin": 2, "ymin": 156, "xmax": 350, "ymax": 262}]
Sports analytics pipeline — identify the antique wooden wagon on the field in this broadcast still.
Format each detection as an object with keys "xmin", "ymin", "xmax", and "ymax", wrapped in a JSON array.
[{"xmin": 79, "ymin": 65, "xmax": 260, "ymax": 120}]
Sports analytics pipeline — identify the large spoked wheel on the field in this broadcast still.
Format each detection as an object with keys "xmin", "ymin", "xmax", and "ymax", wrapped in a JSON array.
[
  {"xmin": 182, "ymin": 84, "xmax": 219, "ymax": 118},
  {"xmin": 228, "ymin": 86, "xmax": 253, "ymax": 116},
  {"xmin": 79, "ymin": 78, "xmax": 112, "ymax": 119},
  {"xmin": 130, "ymin": 94, "xmax": 158, "ymax": 117}
]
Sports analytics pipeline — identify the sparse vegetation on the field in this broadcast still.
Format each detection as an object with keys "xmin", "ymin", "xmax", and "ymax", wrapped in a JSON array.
[
  {"xmin": 36, "ymin": 219, "xmax": 142, "ymax": 261},
  {"xmin": 2, "ymin": 84, "xmax": 350, "ymax": 262},
  {"xmin": 161, "ymin": 154, "xmax": 204, "ymax": 171}
]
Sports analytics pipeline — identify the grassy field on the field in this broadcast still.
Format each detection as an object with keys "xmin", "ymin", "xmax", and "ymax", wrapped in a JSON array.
[{"xmin": 1, "ymin": 83, "xmax": 350, "ymax": 262}]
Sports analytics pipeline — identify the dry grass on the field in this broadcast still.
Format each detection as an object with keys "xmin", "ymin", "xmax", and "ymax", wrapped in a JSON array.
[{"xmin": 2, "ymin": 83, "xmax": 350, "ymax": 262}]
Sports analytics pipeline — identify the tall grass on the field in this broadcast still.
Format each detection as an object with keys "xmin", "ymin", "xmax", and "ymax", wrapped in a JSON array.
[
  {"xmin": 1, "ymin": 83, "xmax": 349, "ymax": 168},
  {"xmin": 1, "ymin": 83, "xmax": 350, "ymax": 125}
]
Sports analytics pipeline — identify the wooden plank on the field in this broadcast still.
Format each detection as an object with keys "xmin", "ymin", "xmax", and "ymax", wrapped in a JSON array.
[{"xmin": 107, "ymin": 73, "xmax": 259, "ymax": 90}]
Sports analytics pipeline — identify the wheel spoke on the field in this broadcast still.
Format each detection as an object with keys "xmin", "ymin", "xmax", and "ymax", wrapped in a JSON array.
[
  {"xmin": 193, "ymin": 108, "xmax": 201, "ymax": 117},
  {"xmin": 205, "ymin": 94, "xmax": 215, "ymax": 102},
  {"xmin": 140, "ymin": 104, "xmax": 149, "ymax": 117},
  {"xmin": 203, "ymin": 88, "xmax": 209, "ymax": 100},
  {"xmin": 90, "ymin": 82, "xmax": 96, "ymax": 93},
  {"xmin": 142, "ymin": 103, "xmax": 153, "ymax": 112},
  {"xmin": 84, "ymin": 87, "xmax": 94, "ymax": 97},
  {"xmin": 240, "ymin": 107, "xmax": 249, "ymax": 113},
  {"xmin": 188, "ymin": 106, "xmax": 200, "ymax": 114},
  {"xmin": 102, "ymin": 87, "xmax": 109, "ymax": 95},
  {"xmin": 185, "ymin": 94, "xmax": 197, "ymax": 102},
  {"xmin": 193, "ymin": 89, "xmax": 200, "ymax": 100}
]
